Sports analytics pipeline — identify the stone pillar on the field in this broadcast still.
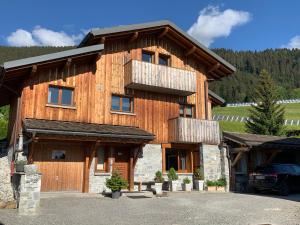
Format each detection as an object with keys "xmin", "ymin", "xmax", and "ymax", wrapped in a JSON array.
[
  {"xmin": 201, "ymin": 144, "xmax": 222, "ymax": 181},
  {"xmin": 220, "ymin": 146, "xmax": 230, "ymax": 192},
  {"xmin": 17, "ymin": 164, "xmax": 42, "ymax": 215}
]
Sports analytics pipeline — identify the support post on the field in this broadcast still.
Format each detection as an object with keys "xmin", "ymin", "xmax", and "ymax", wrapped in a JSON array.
[{"xmin": 129, "ymin": 148, "xmax": 134, "ymax": 192}]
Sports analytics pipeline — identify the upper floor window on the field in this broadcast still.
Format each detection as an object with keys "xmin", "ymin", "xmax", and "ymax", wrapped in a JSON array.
[
  {"xmin": 158, "ymin": 54, "xmax": 170, "ymax": 66},
  {"xmin": 179, "ymin": 104, "xmax": 195, "ymax": 118},
  {"xmin": 142, "ymin": 50, "xmax": 154, "ymax": 63},
  {"xmin": 48, "ymin": 86, "xmax": 74, "ymax": 106},
  {"xmin": 111, "ymin": 95, "xmax": 133, "ymax": 113}
]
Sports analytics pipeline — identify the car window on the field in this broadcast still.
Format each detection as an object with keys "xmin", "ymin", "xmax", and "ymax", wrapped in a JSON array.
[{"xmin": 292, "ymin": 165, "xmax": 300, "ymax": 173}]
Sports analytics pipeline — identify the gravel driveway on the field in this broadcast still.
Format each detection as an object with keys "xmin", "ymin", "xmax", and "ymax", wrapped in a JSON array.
[{"xmin": 0, "ymin": 192, "xmax": 299, "ymax": 225}]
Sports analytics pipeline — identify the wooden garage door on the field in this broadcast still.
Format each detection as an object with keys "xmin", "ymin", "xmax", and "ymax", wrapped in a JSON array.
[{"xmin": 33, "ymin": 142, "xmax": 84, "ymax": 192}]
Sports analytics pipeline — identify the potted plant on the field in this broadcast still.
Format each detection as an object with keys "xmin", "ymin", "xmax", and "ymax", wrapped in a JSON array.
[
  {"xmin": 154, "ymin": 171, "xmax": 164, "ymax": 194},
  {"xmin": 206, "ymin": 180, "xmax": 217, "ymax": 191},
  {"xmin": 167, "ymin": 167, "xmax": 178, "ymax": 192},
  {"xmin": 105, "ymin": 171, "xmax": 128, "ymax": 199},
  {"xmin": 182, "ymin": 177, "xmax": 192, "ymax": 192},
  {"xmin": 216, "ymin": 176, "xmax": 226, "ymax": 192},
  {"xmin": 15, "ymin": 159, "xmax": 27, "ymax": 172},
  {"xmin": 193, "ymin": 167, "xmax": 204, "ymax": 191}
]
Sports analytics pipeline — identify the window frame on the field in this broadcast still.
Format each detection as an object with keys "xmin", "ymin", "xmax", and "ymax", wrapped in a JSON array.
[
  {"xmin": 158, "ymin": 53, "xmax": 171, "ymax": 66},
  {"xmin": 141, "ymin": 50, "xmax": 155, "ymax": 64},
  {"xmin": 111, "ymin": 94, "xmax": 134, "ymax": 113},
  {"xmin": 165, "ymin": 148, "xmax": 192, "ymax": 173},
  {"xmin": 179, "ymin": 104, "xmax": 195, "ymax": 118},
  {"xmin": 94, "ymin": 147, "xmax": 109, "ymax": 173},
  {"xmin": 47, "ymin": 85, "xmax": 74, "ymax": 107},
  {"xmin": 51, "ymin": 150, "xmax": 66, "ymax": 161}
]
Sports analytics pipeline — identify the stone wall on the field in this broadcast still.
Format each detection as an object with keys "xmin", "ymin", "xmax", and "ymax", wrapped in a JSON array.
[
  {"xmin": 89, "ymin": 157, "xmax": 111, "ymax": 193},
  {"xmin": 13, "ymin": 165, "xmax": 42, "ymax": 215},
  {"xmin": 202, "ymin": 144, "xmax": 222, "ymax": 181},
  {"xmin": 0, "ymin": 154, "xmax": 15, "ymax": 209}
]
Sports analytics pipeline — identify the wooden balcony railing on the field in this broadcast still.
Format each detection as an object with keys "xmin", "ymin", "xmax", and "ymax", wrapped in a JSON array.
[
  {"xmin": 124, "ymin": 60, "xmax": 196, "ymax": 96},
  {"xmin": 168, "ymin": 117, "xmax": 221, "ymax": 145}
]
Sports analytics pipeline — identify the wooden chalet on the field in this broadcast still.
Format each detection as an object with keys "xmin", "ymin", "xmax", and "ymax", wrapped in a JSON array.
[{"xmin": 0, "ymin": 20, "xmax": 235, "ymax": 193}]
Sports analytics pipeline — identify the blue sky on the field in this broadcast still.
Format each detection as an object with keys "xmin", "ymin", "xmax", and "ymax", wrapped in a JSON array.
[{"xmin": 1, "ymin": 0, "xmax": 300, "ymax": 50}]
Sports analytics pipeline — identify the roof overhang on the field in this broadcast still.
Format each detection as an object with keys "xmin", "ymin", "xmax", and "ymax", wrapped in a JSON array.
[
  {"xmin": 23, "ymin": 118, "xmax": 155, "ymax": 143},
  {"xmin": 208, "ymin": 89, "xmax": 225, "ymax": 106},
  {"xmin": 78, "ymin": 20, "xmax": 236, "ymax": 79}
]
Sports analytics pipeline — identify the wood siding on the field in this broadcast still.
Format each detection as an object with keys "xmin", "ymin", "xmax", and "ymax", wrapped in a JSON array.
[
  {"xmin": 20, "ymin": 34, "xmax": 211, "ymax": 143},
  {"xmin": 168, "ymin": 117, "xmax": 220, "ymax": 145},
  {"xmin": 124, "ymin": 60, "xmax": 196, "ymax": 96}
]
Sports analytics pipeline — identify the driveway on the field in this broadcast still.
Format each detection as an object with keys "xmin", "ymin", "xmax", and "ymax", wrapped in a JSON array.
[{"xmin": 0, "ymin": 192, "xmax": 299, "ymax": 225}]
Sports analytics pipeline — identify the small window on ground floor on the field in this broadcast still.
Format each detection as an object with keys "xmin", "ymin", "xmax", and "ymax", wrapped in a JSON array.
[
  {"xmin": 95, "ymin": 147, "xmax": 108, "ymax": 173},
  {"xmin": 52, "ymin": 150, "xmax": 66, "ymax": 160},
  {"xmin": 165, "ymin": 148, "xmax": 192, "ymax": 173}
]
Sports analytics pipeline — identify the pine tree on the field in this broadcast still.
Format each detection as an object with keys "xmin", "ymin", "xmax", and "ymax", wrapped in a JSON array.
[{"xmin": 245, "ymin": 69, "xmax": 285, "ymax": 135}]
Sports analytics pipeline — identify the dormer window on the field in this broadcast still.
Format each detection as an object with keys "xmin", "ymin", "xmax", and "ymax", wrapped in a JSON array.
[
  {"xmin": 159, "ymin": 54, "xmax": 170, "ymax": 66},
  {"xmin": 142, "ymin": 50, "xmax": 154, "ymax": 63}
]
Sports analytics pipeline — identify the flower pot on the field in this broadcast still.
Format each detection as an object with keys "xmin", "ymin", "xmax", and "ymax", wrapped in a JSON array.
[
  {"xmin": 111, "ymin": 190, "xmax": 121, "ymax": 199},
  {"xmin": 194, "ymin": 180, "xmax": 204, "ymax": 191},
  {"xmin": 154, "ymin": 183, "xmax": 163, "ymax": 195},
  {"xmin": 169, "ymin": 180, "xmax": 178, "ymax": 192},
  {"xmin": 207, "ymin": 186, "xmax": 217, "ymax": 192},
  {"xmin": 216, "ymin": 186, "xmax": 225, "ymax": 192},
  {"xmin": 15, "ymin": 163, "xmax": 25, "ymax": 172},
  {"xmin": 183, "ymin": 183, "xmax": 192, "ymax": 192}
]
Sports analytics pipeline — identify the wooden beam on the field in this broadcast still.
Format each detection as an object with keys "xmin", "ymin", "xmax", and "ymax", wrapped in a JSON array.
[
  {"xmin": 265, "ymin": 151, "xmax": 280, "ymax": 165},
  {"xmin": 3, "ymin": 84, "xmax": 19, "ymax": 96},
  {"xmin": 128, "ymin": 32, "xmax": 139, "ymax": 43},
  {"xmin": 100, "ymin": 37, "xmax": 106, "ymax": 44},
  {"xmin": 31, "ymin": 65, "xmax": 37, "ymax": 76},
  {"xmin": 64, "ymin": 58, "xmax": 72, "ymax": 69},
  {"xmin": 208, "ymin": 63, "xmax": 220, "ymax": 73},
  {"xmin": 129, "ymin": 148, "xmax": 134, "ymax": 192},
  {"xmin": 185, "ymin": 46, "xmax": 196, "ymax": 56},
  {"xmin": 231, "ymin": 147, "xmax": 250, "ymax": 153},
  {"xmin": 158, "ymin": 27, "xmax": 169, "ymax": 39},
  {"xmin": 231, "ymin": 152, "xmax": 243, "ymax": 167}
]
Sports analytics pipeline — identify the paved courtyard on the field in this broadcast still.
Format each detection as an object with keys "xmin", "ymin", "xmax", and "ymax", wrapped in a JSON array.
[{"xmin": 0, "ymin": 192, "xmax": 299, "ymax": 225}]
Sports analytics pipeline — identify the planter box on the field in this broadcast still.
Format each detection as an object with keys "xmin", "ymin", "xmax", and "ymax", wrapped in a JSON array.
[
  {"xmin": 183, "ymin": 183, "xmax": 192, "ymax": 192},
  {"xmin": 207, "ymin": 186, "xmax": 226, "ymax": 192},
  {"xmin": 154, "ymin": 183, "xmax": 163, "ymax": 195},
  {"xmin": 216, "ymin": 186, "xmax": 225, "ymax": 192},
  {"xmin": 111, "ymin": 191, "xmax": 121, "ymax": 199},
  {"xmin": 194, "ymin": 180, "xmax": 204, "ymax": 191},
  {"xmin": 169, "ymin": 181, "xmax": 178, "ymax": 192}
]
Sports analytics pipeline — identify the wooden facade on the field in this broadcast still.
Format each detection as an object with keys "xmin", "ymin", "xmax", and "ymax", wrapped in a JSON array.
[{"xmin": 1, "ymin": 21, "xmax": 235, "ymax": 192}]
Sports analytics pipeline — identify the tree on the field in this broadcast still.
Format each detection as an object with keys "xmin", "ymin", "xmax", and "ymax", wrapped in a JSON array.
[{"xmin": 245, "ymin": 69, "xmax": 285, "ymax": 135}]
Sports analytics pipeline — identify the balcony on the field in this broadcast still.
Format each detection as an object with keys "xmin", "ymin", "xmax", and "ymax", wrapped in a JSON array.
[
  {"xmin": 124, "ymin": 60, "xmax": 196, "ymax": 96},
  {"xmin": 168, "ymin": 117, "xmax": 221, "ymax": 145}
]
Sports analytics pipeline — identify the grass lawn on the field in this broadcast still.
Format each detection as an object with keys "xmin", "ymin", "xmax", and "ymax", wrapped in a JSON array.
[{"xmin": 213, "ymin": 103, "xmax": 300, "ymax": 120}]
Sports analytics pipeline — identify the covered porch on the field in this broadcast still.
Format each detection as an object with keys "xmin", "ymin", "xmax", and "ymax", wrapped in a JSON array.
[{"xmin": 23, "ymin": 118, "xmax": 155, "ymax": 193}]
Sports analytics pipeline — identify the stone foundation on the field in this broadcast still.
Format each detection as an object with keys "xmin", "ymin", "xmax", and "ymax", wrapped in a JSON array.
[
  {"xmin": 0, "ymin": 154, "xmax": 16, "ymax": 209},
  {"xmin": 89, "ymin": 158, "xmax": 111, "ymax": 193}
]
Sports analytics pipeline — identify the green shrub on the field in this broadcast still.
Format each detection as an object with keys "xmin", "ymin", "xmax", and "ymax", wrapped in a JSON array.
[
  {"xmin": 193, "ymin": 167, "xmax": 204, "ymax": 180},
  {"xmin": 206, "ymin": 180, "xmax": 217, "ymax": 186},
  {"xmin": 216, "ymin": 176, "xmax": 226, "ymax": 187},
  {"xmin": 154, "ymin": 171, "xmax": 164, "ymax": 183},
  {"xmin": 167, "ymin": 168, "xmax": 178, "ymax": 181},
  {"xmin": 183, "ymin": 177, "xmax": 191, "ymax": 184},
  {"xmin": 106, "ymin": 171, "xmax": 128, "ymax": 192}
]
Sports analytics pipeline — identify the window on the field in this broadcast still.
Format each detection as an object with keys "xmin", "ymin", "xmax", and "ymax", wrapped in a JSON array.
[
  {"xmin": 158, "ymin": 54, "xmax": 170, "ymax": 66},
  {"xmin": 111, "ymin": 95, "xmax": 133, "ymax": 113},
  {"xmin": 52, "ymin": 150, "xmax": 66, "ymax": 160},
  {"xmin": 179, "ymin": 104, "xmax": 195, "ymax": 118},
  {"xmin": 48, "ymin": 85, "xmax": 74, "ymax": 106},
  {"xmin": 95, "ymin": 147, "xmax": 108, "ymax": 172},
  {"xmin": 142, "ymin": 50, "xmax": 154, "ymax": 63},
  {"xmin": 165, "ymin": 149, "xmax": 191, "ymax": 173}
]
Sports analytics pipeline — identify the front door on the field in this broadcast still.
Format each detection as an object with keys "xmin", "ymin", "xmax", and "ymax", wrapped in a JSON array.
[{"xmin": 113, "ymin": 148, "xmax": 130, "ymax": 181}]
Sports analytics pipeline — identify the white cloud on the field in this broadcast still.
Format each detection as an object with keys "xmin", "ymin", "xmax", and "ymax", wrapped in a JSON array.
[
  {"xmin": 282, "ymin": 36, "xmax": 300, "ymax": 49},
  {"xmin": 6, "ymin": 26, "xmax": 85, "ymax": 46},
  {"xmin": 187, "ymin": 5, "xmax": 251, "ymax": 47}
]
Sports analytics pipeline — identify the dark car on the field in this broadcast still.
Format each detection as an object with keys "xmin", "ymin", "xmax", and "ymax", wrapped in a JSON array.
[{"xmin": 249, "ymin": 163, "xmax": 300, "ymax": 196}]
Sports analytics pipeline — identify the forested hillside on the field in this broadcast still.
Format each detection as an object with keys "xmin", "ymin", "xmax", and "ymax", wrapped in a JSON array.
[{"xmin": 211, "ymin": 48, "xmax": 300, "ymax": 102}]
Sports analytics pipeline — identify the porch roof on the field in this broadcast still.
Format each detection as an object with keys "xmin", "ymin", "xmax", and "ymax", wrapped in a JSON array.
[
  {"xmin": 223, "ymin": 132, "xmax": 300, "ymax": 150},
  {"xmin": 23, "ymin": 118, "xmax": 155, "ymax": 141}
]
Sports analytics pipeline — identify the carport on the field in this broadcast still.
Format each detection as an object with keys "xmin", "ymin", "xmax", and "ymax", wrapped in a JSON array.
[{"xmin": 223, "ymin": 132, "xmax": 300, "ymax": 192}]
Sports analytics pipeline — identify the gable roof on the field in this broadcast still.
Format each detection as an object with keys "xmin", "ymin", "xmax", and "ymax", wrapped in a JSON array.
[{"xmin": 79, "ymin": 20, "xmax": 236, "ymax": 77}]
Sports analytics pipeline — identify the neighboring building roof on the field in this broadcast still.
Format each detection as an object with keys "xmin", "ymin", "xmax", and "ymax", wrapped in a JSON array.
[
  {"xmin": 223, "ymin": 132, "xmax": 300, "ymax": 150},
  {"xmin": 208, "ymin": 89, "xmax": 226, "ymax": 106},
  {"xmin": 2, "ymin": 44, "xmax": 104, "ymax": 71},
  {"xmin": 79, "ymin": 20, "xmax": 236, "ymax": 73},
  {"xmin": 23, "ymin": 118, "xmax": 155, "ymax": 141}
]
